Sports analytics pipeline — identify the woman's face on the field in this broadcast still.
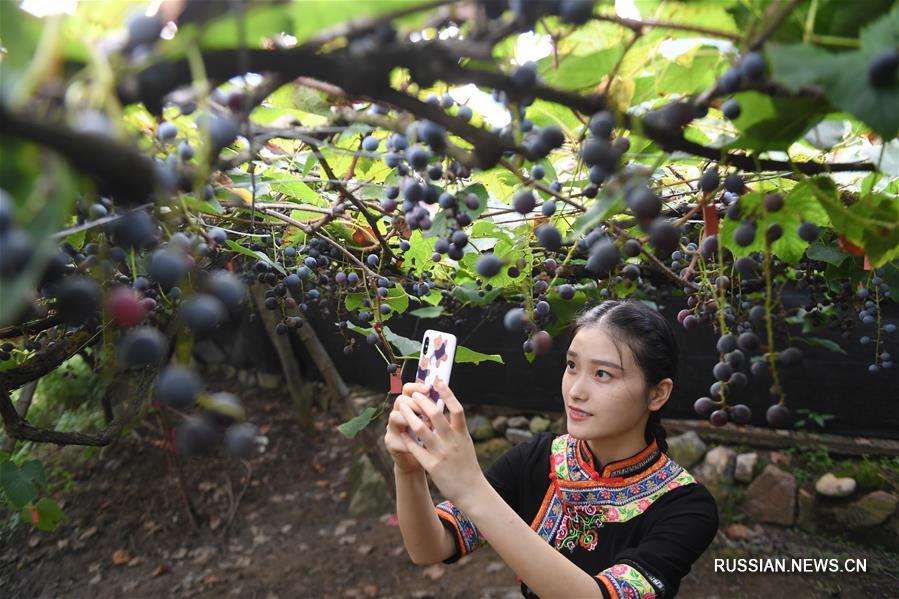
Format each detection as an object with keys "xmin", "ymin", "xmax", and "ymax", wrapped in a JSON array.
[{"xmin": 561, "ymin": 326, "xmax": 654, "ymax": 441}]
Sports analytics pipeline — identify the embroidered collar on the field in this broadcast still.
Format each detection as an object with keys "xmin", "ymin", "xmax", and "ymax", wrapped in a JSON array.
[
  {"xmin": 575, "ymin": 434, "xmax": 662, "ymax": 480},
  {"xmin": 536, "ymin": 432, "xmax": 696, "ymax": 556}
]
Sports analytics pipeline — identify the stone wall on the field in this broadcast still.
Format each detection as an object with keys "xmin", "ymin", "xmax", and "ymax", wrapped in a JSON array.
[{"xmin": 352, "ymin": 401, "xmax": 899, "ymax": 552}]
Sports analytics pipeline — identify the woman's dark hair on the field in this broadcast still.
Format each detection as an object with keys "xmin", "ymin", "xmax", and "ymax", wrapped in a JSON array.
[{"xmin": 566, "ymin": 299, "xmax": 678, "ymax": 453}]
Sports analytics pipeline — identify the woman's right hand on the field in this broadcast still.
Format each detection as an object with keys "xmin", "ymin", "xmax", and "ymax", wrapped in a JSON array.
[{"xmin": 384, "ymin": 381, "xmax": 432, "ymax": 475}]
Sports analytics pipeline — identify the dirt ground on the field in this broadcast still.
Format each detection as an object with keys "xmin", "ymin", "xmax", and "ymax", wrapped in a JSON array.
[{"xmin": 1, "ymin": 376, "xmax": 897, "ymax": 599}]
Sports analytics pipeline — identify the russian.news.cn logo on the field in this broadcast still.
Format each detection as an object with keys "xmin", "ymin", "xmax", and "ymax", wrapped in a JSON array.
[{"xmin": 715, "ymin": 558, "xmax": 867, "ymax": 574}]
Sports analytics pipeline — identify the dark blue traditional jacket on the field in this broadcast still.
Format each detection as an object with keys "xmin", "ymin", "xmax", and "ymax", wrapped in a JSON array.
[{"xmin": 435, "ymin": 431, "xmax": 718, "ymax": 598}]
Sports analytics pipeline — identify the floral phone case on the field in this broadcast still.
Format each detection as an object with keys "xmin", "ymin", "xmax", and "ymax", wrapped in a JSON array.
[{"xmin": 412, "ymin": 330, "xmax": 457, "ymax": 444}]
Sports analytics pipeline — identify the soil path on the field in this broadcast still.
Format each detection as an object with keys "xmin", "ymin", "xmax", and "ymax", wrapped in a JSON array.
[{"xmin": 2, "ymin": 377, "xmax": 896, "ymax": 598}]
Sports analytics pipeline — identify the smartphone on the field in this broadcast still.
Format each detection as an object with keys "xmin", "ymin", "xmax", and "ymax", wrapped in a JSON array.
[{"xmin": 412, "ymin": 329, "xmax": 457, "ymax": 444}]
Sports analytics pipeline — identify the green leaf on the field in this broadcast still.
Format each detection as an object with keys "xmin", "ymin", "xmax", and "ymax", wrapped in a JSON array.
[
  {"xmin": 19, "ymin": 460, "xmax": 46, "ymax": 490},
  {"xmin": 813, "ymin": 179, "xmax": 899, "ymax": 267},
  {"xmin": 803, "ymin": 337, "xmax": 847, "ymax": 355},
  {"xmin": 767, "ymin": 13, "xmax": 899, "ymax": 138},
  {"xmin": 720, "ymin": 179, "xmax": 831, "ymax": 264},
  {"xmin": 31, "ymin": 497, "xmax": 65, "ymax": 531},
  {"xmin": 401, "ymin": 230, "xmax": 437, "ymax": 277},
  {"xmin": 0, "ymin": 460, "xmax": 38, "ymax": 508},
  {"xmin": 408, "ymin": 306, "xmax": 444, "ymax": 319},
  {"xmin": 0, "ymin": 3, "xmax": 46, "ymax": 98},
  {"xmin": 225, "ymin": 239, "xmax": 286, "ymax": 275},
  {"xmin": 290, "ymin": 1, "xmax": 419, "ymax": 44},
  {"xmin": 337, "ymin": 407, "xmax": 380, "ymax": 439},
  {"xmin": 455, "ymin": 346, "xmax": 504, "ymax": 365},
  {"xmin": 451, "ymin": 282, "xmax": 503, "ymax": 306},
  {"xmin": 537, "ymin": 48, "xmax": 620, "ymax": 91},
  {"xmin": 806, "ymin": 242, "xmax": 848, "ymax": 266},
  {"xmin": 807, "ymin": 0, "xmax": 895, "ymax": 38},
  {"xmin": 526, "ymin": 100, "xmax": 584, "ymax": 138},
  {"xmin": 474, "ymin": 169, "xmax": 519, "ymax": 203},
  {"xmin": 382, "ymin": 286, "xmax": 410, "ymax": 315},
  {"xmin": 570, "ymin": 193, "xmax": 625, "ymax": 239},
  {"xmin": 182, "ymin": 195, "xmax": 224, "ymax": 216},
  {"xmin": 197, "ymin": 5, "xmax": 294, "ymax": 49},
  {"xmin": 200, "ymin": 393, "xmax": 246, "ymax": 422},
  {"xmin": 632, "ymin": 51, "xmax": 721, "ymax": 103},
  {"xmin": 725, "ymin": 91, "xmax": 827, "ymax": 151},
  {"xmin": 63, "ymin": 229, "xmax": 86, "ymax": 249},
  {"xmin": 273, "ymin": 181, "xmax": 320, "ymax": 204},
  {"xmin": 766, "ymin": 44, "xmax": 830, "ymax": 92},
  {"xmin": 345, "ymin": 323, "xmax": 420, "ymax": 357}
]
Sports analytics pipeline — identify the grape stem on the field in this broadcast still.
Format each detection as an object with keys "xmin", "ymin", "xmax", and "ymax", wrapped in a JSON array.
[
  {"xmin": 763, "ymin": 244, "xmax": 786, "ymax": 404},
  {"xmin": 605, "ymin": 220, "xmax": 700, "ymax": 292}
]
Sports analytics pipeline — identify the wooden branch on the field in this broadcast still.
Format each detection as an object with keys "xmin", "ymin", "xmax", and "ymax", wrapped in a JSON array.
[
  {"xmin": 0, "ymin": 380, "xmax": 38, "ymax": 452},
  {"xmin": 287, "ymin": 293, "xmax": 398, "ymax": 504},
  {"xmin": 662, "ymin": 419, "xmax": 899, "ymax": 457},
  {"xmin": 592, "ymin": 12, "xmax": 742, "ymax": 41},
  {"xmin": 0, "ymin": 329, "xmax": 95, "ymax": 391},
  {"xmin": 634, "ymin": 111, "xmax": 875, "ymax": 174},
  {"xmin": 748, "ymin": 0, "xmax": 803, "ymax": 51},
  {"xmin": 0, "ymin": 104, "xmax": 157, "ymax": 204},
  {"xmin": 0, "ymin": 314, "xmax": 62, "ymax": 340},
  {"xmin": 248, "ymin": 284, "xmax": 314, "ymax": 435},
  {"xmin": 307, "ymin": 142, "xmax": 400, "ymax": 266},
  {"xmin": 0, "ymin": 319, "xmax": 176, "ymax": 446}
]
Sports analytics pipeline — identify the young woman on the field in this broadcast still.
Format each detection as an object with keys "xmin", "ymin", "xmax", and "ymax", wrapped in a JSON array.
[{"xmin": 384, "ymin": 299, "xmax": 719, "ymax": 598}]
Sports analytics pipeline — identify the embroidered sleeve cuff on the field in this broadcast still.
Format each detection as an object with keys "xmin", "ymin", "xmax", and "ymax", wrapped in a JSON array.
[
  {"xmin": 595, "ymin": 560, "xmax": 666, "ymax": 598},
  {"xmin": 434, "ymin": 500, "xmax": 486, "ymax": 563}
]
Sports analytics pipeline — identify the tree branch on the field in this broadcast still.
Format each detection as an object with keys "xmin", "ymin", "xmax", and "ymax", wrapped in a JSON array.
[
  {"xmin": 0, "ymin": 104, "xmax": 157, "ymax": 204},
  {"xmin": 306, "ymin": 142, "xmax": 400, "ymax": 266},
  {"xmin": 0, "ymin": 320, "xmax": 176, "ymax": 446},
  {"xmin": 0, "ymin": 314, "xmax": 63, "ymax": 340},
  {"xmin": 635, "ymin": 111, "xmax": 875, "ymax": 174},
  {"xmin": 592, "ymin": 12, "xmax": 741, "ymax": 41},
  {"xmin": 0, "ymin": 329, "xmax": 96, "ymax": 391}
]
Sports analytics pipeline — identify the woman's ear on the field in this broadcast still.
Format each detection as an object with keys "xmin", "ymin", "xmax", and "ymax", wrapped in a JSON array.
[{"xmin": 648, "ymin": 378, "xmax": 673, "ymax": 412}]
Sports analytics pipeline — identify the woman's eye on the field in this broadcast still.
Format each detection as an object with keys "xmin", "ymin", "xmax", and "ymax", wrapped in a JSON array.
[{"xmin": 567, "ymin": 362, "xmax": 610, "ymax": 380}]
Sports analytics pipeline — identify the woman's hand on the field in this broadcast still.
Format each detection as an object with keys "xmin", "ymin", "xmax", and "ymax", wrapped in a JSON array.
[
  {"xmin": 384, "ymin": 381, "xmax": 431, "ymax": 475},
  {"xmin": 396, "ymin": 379, "xmax": 485, "ymax": 506}
]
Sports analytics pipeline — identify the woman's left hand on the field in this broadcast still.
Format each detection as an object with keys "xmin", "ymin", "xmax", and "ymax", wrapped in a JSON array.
[{"xmin": 397, "ymin": 379, "xmax": 485, "ymax": 506}]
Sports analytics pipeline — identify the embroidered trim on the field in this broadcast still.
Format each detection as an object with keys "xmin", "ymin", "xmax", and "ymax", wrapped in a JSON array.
[
  {"xmin": 596, "ymin": 562, "xmax": 658, "ymax": 598},
  {"xmin": 532, "ymin": 434, "xmax": 697, "ymax": 554},
  {"xmin": 618, "ymin": 558, "xmax": 667, "ymax": 596},
  {"xmin": 576, "ymin": 436, "xmax": 662, "ymax": 479},
  {"xmin": 435, "ymin": 500, "xmax": 484, "ymax": 557},
  {"xmin": 435, "ymin": 433, "xmax": 697, "ymax": 564}
]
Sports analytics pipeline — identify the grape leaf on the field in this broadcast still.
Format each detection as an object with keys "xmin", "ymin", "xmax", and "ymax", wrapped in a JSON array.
[
  {"xmin": 225, "ymin": 239, "xmax": 286, "ymax": 275},
  {"xmin": 31, "ymin": 497, "xmax": 65, "ymax": 531},
  {"xmin": 0, "ymin": 460, "xmax": 38, "ymax": 508},
  {"xmin": 725, "ymin": 91, "xmax": 828, "ymax": 151},
  {"xmin": 803, "ymin": 337, "xmax": 847, "ymax": 355},
  {"xmin": 345, "ymin": 323, "xmax": 420, "ymax": 357},
  {"xmin": 721, "ymin": 179, "xmax": 831, "ymax": 264},
  {"xmin": 767, "ymin": 12, "xmax": 899, "ymax": 138},
  {"xmin": 455, "ymin": 346, "xmax": 504, "ymax": 365},
  {"xmin": 337, "ymin": 406, "xmax": 379, "ymax": 439},
  {"xmin": 408, "ymin": 306, "xmax": 443, "ymax": 319},
  {"xmin": 537, "ymin": 48, "xmax": 620, "ymax": 91},
  {"xmin": 806, "ymin": 242, "xmax": 848, "ymax": 266}
]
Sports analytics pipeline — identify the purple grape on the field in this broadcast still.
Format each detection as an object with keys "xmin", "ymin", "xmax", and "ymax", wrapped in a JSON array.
[
  {"xmin": 731, "ymin": 404, "xmax": 752, "ymax": 424},
  {"xmin": 710, "ymin": 409, "xmax": 729, "ymax": 427},
  {"xmin": 694, "ymin": 396, "xmax": 717, "ymax": 417}
]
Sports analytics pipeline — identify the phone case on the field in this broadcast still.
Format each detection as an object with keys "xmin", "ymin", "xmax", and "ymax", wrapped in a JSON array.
[{"xmin": 412, "ymin": 329, "xmax": 457, "ymax": 444}]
